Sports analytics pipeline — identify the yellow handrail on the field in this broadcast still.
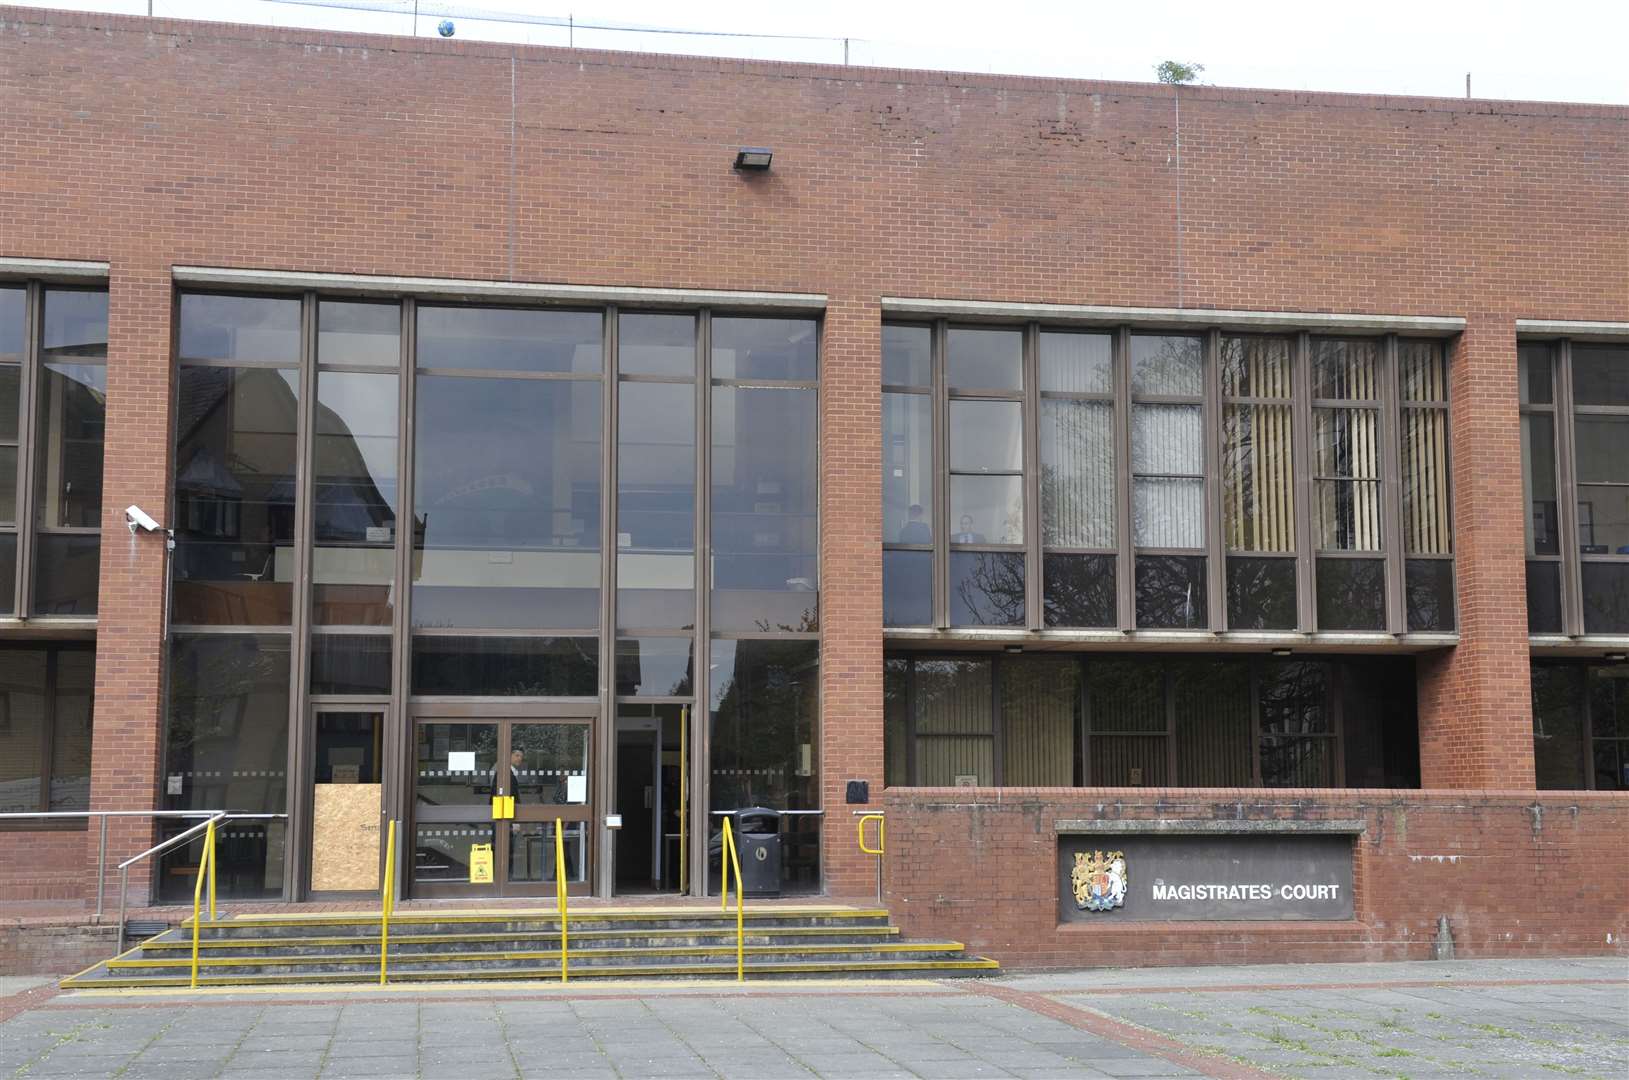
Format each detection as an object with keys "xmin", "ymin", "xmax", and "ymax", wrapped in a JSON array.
[
  {"xmin": 188, "ymin": 818, "xmax": 217, "ymax": 989},
  {"xmin": 720, "ymin": 816, "xmax": 745, "ymax": 982},
  {"xmin": 857, "ymin": 812, "xmax": 886, "ymax": 905},
  {"xmin": 378, "ymin": 818, "xmax": 397, "ymax": 985},
  {"xmin": 555, "ymin": 816, "xmax": 569, "ymax": 982}
]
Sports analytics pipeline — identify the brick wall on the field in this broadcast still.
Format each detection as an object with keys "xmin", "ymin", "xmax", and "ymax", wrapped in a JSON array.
[
  {"xmin": 0, "ymin": 920, "xmax": 119, "ymax": 976},
  {"xmin": 0, "ymin": 6, "xmax": 1624, "ymax": 904},
  {"xmin": 883, "ymin": 788, "xmax": 1629, "ymax": 968}
]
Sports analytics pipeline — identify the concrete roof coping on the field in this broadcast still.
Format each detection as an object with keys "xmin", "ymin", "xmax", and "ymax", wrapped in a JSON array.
[{"xmin": 0, "ymin": 257, "xmax": 110, "ymax": 281}]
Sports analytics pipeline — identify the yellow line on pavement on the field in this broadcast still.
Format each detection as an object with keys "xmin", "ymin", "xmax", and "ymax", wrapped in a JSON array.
[{"xmin": 60, "ymin": 977, "xmax": 947, "ymax": 998}]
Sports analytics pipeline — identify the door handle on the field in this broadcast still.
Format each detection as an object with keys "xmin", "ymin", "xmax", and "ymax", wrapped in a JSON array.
[{"xmin": 491, "ymin": 795, "xmax": 516, "ymax": 820}]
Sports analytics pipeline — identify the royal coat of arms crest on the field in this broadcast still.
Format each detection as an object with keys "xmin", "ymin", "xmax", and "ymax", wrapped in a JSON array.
[{"xmin": 1071, "ymin": 849, "xmax": 1127, "ymax": 912}]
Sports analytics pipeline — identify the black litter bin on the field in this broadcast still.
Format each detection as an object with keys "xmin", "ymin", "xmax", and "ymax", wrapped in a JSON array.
[{"xmin": 733, "ymin": 807, "xmax": 782, "ymax": 897}]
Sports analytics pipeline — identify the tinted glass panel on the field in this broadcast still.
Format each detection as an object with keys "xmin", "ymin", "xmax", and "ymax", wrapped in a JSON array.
[
  {"xmin": 1043, "ymin": 552, "xmax": 1115, "ymax": 628},
  {"xmin": 618, "ymin": 313, "xmax": 694, "ymax": 376},
  {"xmin": 1130, "ymin": 335, "xmax": 1202, "ymax": 395},
  {"xmin": 310, "ymin": 634, "xmax": 392, "ymax": 696},
  {"xmin": 883, "ymin": 393, "xmax": 933, "ymax": 544},
  {"xmin": 1311, "ymin": 338, "xmax": 1381, "ymax": 399},
  {"xmin": 708, "ymin": 639, "xmax": 820, "ymax": 891},
  {"xmin": 912, "ymin": 657, "xmax": 994, "ymax": 786},
  {"xmin": 318, "ymin": 300, "xmax": 399, "ymax": 366},
  {"xmin": 313, "ymin": 371, "xmax": 398, "ymax": 626},
  {"xmin": 950, "ymin": 475, "xmax": 1023, "ymax": 545},
  {"xmin": 1405, "ymin": 558, "xmax": 1456, "ymax": 632},
  {"xmin": 1574, "ymin": 416, "xmax": 1629, "ymax": 557},
  {"xmin": 178, "ymin": 294, "xmax": 301, "ymax": 363},
  {"xmin": 710, "ymin": 386, "xmax": 818, "ymax": 633},
  {"xmin": 1174, "ymin": 658, "xmax": 1252, "ymax": 787},
  {"xmin": 31, "ymin": 534, "xmax": 98, "ymax": 616},
  {"xmin": 0, "ymin": 534, "xmax": 15, "ymax": 615},
  {"xmin": 410, "ymin": 636, "xmax": 597, "ymax": 696},
  {"xmin": 948, "ymin": 551, "xmax": 1024, "ymax": 626},
  {"xmin": 1571, "ymin": 345, "xmax": 1629, "ymax": 406},
  {"xmin": 172, "ymin": 367, "xmax": 300, "ymax": 626},
  {"xmin": 1316, "ymin": 557, "xmax": 1385, "ymax": 630},
  {"xmin": 1531, "ymin": 663, "xmax": 1586, "ymax": 790},
  {"xmin": 1518, "ymin": 344, "xmax": 1554, "ymax": 405},
  {"xmin": 1039, "ymin": 332, "xmax": 1112, "ymax": 393},
  {"xmin": 613, "ymin": 637, "xmax": 694, "ymax": 697},
  {"xmin": 48, "ymin": 649, "xmax": 93, "ymax": 812},
  {"xmin": 1259, "ymin": 660, "xmax": 1332, "ymax": 786},
  {"xmin": 0, "ymin": 364, "xmax": 18, "ymax": 444},
  {"xmin": 1133, "ymin": 403, "xmax": 1203, "ymax": 548},
  {"xmin": 1226, "ymin": 556, "xmax": 1296, "ymax": 630},
  {"xmin": 0, "ymin": 649, "xmax": 45, "ymax": 813},
  {"xmin": 1040, "ymin": 399, "xmax": 1113, "ymax": 548},
  {"xmin": 1526, "ymin": 560, "xmax": 1563, "ymax": 634},
  {"xmin": 161, "ymin": 633, "xmax": 291, "ymax": 899},
  {"xmin": 413, "ymin": 376, "xmax": 601, "ymax": 629},
  {"xmin": 1589, "ymin": 666, "xmax": 1628, "ymax": 739},
  {"xmin": 1522, "ymin": 413, "xmax": 1559, "ymax": 555},
  {"xmin": 33, "ymin": 361, "xmax": 105, "ymax": 528},
  {"xmin": 1134, "ymin": 554, "xmax": 1206, "ymax": 629},
  {"xmin": 0, "ymin": 288, "xmax": 22, "ymax": 360},
  {"xmin": 882, "ymin": 323, "xmax": 931, "ymax": 387},
  {"xmin": 1220, "ymin": 336, "xmax": 1291, "ymax": 398},
  {"xmin": 1089, "ymin": 658, "xmax": 1166, "ymax": 786},
  {"xmin": 416, "ymin": 307, "xmax": 601, "ymax": 373},
  {"xmin": 41, "ymin": 290, "xmax": 107, "ymax": 359},
  {"xmin": 1001, "ymin": 657, "xmax": 1079, "ymax": 786},
  {"xmin": 949, "ymin": 399, "xmax": 1022, "ymax": 473},
  {"xmin": 1580, "ymin": 562, "xmax": 1629, "ymax": 635},
  {"xmin": 946, "ymin": 327, "xmax": 1022, "ymax": 390},
  {"xmin": 618, "ymin": 380, "xmax": 695, "ymax": 629},
  {"xmin": 710, "ymin": 317, "xmax": 817, "ymax": 381},
  {"xmin": 0, "ymin": 444, "xmax": 14, "ymax": 525},
  {"xmin": 882, "ymin": 549, "xmax": 932, "ymax": 626}
]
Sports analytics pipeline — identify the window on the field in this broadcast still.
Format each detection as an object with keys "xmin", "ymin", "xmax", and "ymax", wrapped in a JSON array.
[
  {"xmin": 0, "ymin": 645, "xmax": 93, "ymax": 814},
  {"xmin": 1519, "ymin": 340, "xmax": 1629, "ymax": 635},
  {"xmin": 883, "ymin": 323, "xmax": 1452, "ymax": 635},
  {"xmin": 884, "ymin": 651, "xmax": 1419, "ymax": 789},
  {"xmin": 1531, "ymin": 659, "xmax": 1629, "ymax": 790},
  {"xmin": 0, "ymin": 285, "xmax": 107, "ymax": 617}
]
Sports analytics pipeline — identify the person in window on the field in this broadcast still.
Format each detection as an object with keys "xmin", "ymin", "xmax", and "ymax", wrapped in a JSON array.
[
  {"xmin": 898, "ymin": 504, "xmax": 932, "ymax": 544},
  {"xmin": 951, "ymin": 513, "xmax": 986, "ymax": 544},
  {"xmin": 507, "ymin": 749, "xmax": 531, "ymax": 802}
]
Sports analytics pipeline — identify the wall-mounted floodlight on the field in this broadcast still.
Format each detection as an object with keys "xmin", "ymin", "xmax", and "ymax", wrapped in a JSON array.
[
  {"xmin": 733, "ymin": 147, "xmax": 773, "ymax": 171},
  {"xmin": 1270, "ymin": 647, "xmax": 1293, "ymax": 657}
]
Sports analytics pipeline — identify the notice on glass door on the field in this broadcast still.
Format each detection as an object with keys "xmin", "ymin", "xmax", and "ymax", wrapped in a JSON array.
[
  {"xmin": 448, "ymin": 751, "xmax": 475, "ymax": 773},
  {"xmin": 566, "ymin": 774, "xmax": 587, "ymax": 803}
]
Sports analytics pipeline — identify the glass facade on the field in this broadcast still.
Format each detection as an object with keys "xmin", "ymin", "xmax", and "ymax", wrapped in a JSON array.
[
  {"xmin": 0, "ymin": 645, "xmax": 94, "ymax": 814},
  {"xmin": 1531, "ymin": 659, "xmax": 1629, "ymax": 790},
  {"xmin": 165, "ymin": 295, "xmax": 819, "ymax": 898},
  {"xmin": 885, "ymin": 651, "xmax": 1420, "ymax": 790}
]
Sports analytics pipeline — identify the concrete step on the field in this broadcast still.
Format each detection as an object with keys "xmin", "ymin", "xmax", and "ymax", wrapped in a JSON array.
[
  {"xmin": 137, "ymin": 925, "xmax": 902, "ymax": 956},
  {"xmin": 185, "ymin": 907, "xmax": 892, "ymax": 939}
]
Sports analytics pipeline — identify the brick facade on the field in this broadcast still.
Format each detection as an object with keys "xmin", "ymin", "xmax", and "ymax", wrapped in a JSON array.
[{"xmin": 0, "ymin": 5, "xmax": 1625, "ymax": 956}]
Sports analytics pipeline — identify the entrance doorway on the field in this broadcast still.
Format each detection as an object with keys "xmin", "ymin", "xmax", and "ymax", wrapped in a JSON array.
[
  {"xmin": 410, "ymin": 714, "xmax": 593, "ymax": 897},
  {"xmin": 308, "ymin": 708, "xmax": 385, "ymax": 896},
  {"xmin": 613, "ymin": 705, "xmax": 689, "ymax": 894}
]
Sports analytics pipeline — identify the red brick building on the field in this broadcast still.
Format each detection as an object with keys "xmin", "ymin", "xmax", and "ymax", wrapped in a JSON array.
[{"xmin": 0, "ymin": 5, "xmax": 1625, "ymax": 967}]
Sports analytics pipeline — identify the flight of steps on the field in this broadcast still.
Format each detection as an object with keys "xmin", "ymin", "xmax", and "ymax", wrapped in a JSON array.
[{"xmin": 62, "ymin": 906, "xmax": 997, "ymax": 989}]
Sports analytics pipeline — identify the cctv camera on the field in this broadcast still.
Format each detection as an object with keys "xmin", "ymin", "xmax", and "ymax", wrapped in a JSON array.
[{"xmin": 125, "ymin": 505, "xmax": 161, "ymax": 533}]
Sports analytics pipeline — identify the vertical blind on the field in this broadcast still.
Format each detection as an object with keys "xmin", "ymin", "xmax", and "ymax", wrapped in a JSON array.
[
  {"xmin": 1400, "ymin": 342, "xmax": 1452, "ymax": 555},
  {"xmin": 1313, "ymin": 340, "xmax": 1383, "ymax": 551},
  {"xmin": 1222, "ymin": 337, "xmax": 1295, "ymax": 552}
]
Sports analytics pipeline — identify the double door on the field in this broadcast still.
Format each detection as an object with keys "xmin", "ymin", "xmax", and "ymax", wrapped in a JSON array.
[{"xmin": 411, "ymin": 714, "xmax": 593, "ymax": 897}]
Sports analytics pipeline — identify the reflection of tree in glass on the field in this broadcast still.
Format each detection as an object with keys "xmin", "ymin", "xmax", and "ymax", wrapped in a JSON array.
[
  {"xmin": 709, "ymin": 641, "xmax": 818, "ymax": 812},
  {"xmin": 955, "ymin": 553, "xmax": 1024, "ymax": 625}
]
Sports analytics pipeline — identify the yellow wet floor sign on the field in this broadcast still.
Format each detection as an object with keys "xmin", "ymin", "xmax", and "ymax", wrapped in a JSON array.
[{"xmin": 469, "ymin": 843, "xmax": 494, "ymax": 884}]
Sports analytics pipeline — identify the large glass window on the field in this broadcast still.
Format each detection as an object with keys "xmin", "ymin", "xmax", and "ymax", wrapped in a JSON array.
[
  {"xmin": 1399, "ymin": 342, "xmax": 1454, "ymax": 631},
  {"xmin": 1222, "ymin": 336, "xmax": 1295, "ymax": 630},
  {"xmin": 0, "ymin": 286, "xmax": 107, "ymax": 617},
  {"xmin": 1312, "ymin": 337, "xmax": 1386, "ymax": 630},
  {"xmin": 1041, "ymin": 332, "xmax": 1115, "ymax": 627},
  {"xmin": 1519, "ymin": 340, "xmax": 1629, "ymax": 635},
  {"xmin": 947, "ymin": 327, "xmax": 1025, "ymax": 627},
  {"xmin": 0, "ymin": 645, "xmax": 93, "ymax": 814},
  {"xmin": 886, "ymin": 651, "xmax": 1417, "ymax": 790},
  {"xmin": 1531, "ymin": 659, "xmax": 1629, "ymax": 790},
  {"xmin": 1131, "ymin": 335, "xmax": 1207, "ymax": 629}
]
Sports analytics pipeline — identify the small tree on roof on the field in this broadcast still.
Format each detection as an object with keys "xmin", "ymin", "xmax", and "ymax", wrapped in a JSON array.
[{"xmin": 1155, "ymin": 61, "xmax": 1204, "ymax": 85}]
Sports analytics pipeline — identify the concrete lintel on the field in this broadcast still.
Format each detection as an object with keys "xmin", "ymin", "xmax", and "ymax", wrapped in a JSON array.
[
  {"xmin": 1055, "ymin": 818, "xmax": 1369, "ymax": 836},
  {"xmin": 0, "ymin": 257, "xmax": 110, "ymax": 280},
  {"xmin": 1515, "ymin": 319, "xmax": 1629, "ymax": 341},
  {"xmin": 173, "ymin": 266, "xmax": 827, "ymax": 310},
  {"xmin": 881, "ymin": 297, "xmax": 1465, "ymax": 335}
]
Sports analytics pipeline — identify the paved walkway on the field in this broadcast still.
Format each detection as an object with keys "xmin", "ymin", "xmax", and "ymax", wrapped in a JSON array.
[{"xmin": 0, "ymin": 958, "xmax": 1621, "ymax": 1078}]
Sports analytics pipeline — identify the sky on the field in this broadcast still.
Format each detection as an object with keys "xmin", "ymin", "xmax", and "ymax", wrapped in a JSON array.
[{"xmin": 14, "ymin": 0, "xmax": 1629, "ymax": 105}]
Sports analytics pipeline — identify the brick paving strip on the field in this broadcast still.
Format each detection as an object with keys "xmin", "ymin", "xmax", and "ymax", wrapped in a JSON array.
[
  {"xmin": 966, "ymin": 980, "xmax": 1279, "ymax": 1080},
  {"xmin": 1064, "ymin": 975, "xmax": 1626, "ymax": 995},
  {"xmin": 0, "ymin": 982, "xmax": 59, "ymax": 1025}
]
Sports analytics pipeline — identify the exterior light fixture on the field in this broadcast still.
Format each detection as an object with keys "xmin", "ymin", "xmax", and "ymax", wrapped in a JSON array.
[
  {"xmin": 1607, "ymin": 652, "xmax": 1628, "ymax": 663},
  {"xmin": 1271, "ymin": 647, "xmax": 1293, "ymax": 657},
  {"xmin": 733, "ymin": 147, "xmax": 773, "ymax": 171},
  {"xmin": 1003, "ymin": 644, "xmax": 1023, "ymax": 654}
]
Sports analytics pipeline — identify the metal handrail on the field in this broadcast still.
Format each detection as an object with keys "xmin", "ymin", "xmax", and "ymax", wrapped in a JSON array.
[
  {"xmin": 378, "ymin": 819, "xmax": 397, "ymax": 985},
  {"xmin": 0, "ymin": 810, "xmax": 223, "ymax": 921},
  {"xmin": 719, "ymin": 817, "xmax": 745, "ymax": 982},
  {"xmin": 554, "ymin": 816, "xmax": 569, "ymax": 983},
  {"xmin": 114, "ymin": 812, "xmax": 288, "ymax": 956},
  {"xmin": 188, "ymin": 819, "xmax": 218, "ymax": 989},
  {"xmin": 856, "ymin": 811, "xmax": 885, "ymax": 905}
]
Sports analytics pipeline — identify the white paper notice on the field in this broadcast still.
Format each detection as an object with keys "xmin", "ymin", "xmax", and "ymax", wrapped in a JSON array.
[
  {"xmin": 448, "ymin": 751, "xmax": 476, "ymax": 772},
  {"xmin": 166, "ymin": 774, "xmax": 184, "ymax": 796},
  {"xmin": 566, "ymin": 774, "xmax": 587, "ymax": 803}
]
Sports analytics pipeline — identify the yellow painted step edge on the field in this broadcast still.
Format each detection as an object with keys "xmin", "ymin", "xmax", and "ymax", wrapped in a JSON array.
[
  {"xmin": 67, "ymin": 958, "xmax": 1000, "ymax": 988},
  {"xmin": 185, "ymin": 907, "xmax": 892, "ymax": 930},
  {"xmin": 110, "ymin": 941, "xmax": 966, "ymax": 969},
  {"xmin": 142, "ymin": 926, "xmax": 900, "ymax": 951}
]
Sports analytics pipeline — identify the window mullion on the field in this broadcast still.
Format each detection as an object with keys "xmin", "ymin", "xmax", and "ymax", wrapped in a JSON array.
[
  {"xmin": 16, "ymin": 281, "xmax": 40, "ymax": 616},
  {"xmin": 1113, "ymin": 326, "xmax": 1134, "ymax": 629},
  {"xmin": 1022, "ymin": 322, "xmax": 1042, "ymax": 630},
  {"xmin": 286, "ymin": 290, "xmax": 318, "ymax": 901},
  {"xmin": 1292, "ymin": 332, "xmax": 1317, "ymax": 631},
  {"xmin": 931, "ymin": 320, "xmax": 949, "ymax": 629},
  {"xmin": 1380, "ymin": 334, "xmax": 1407, "ymax": 633},
  {"xmin": 1204, "ymin": 328, "xmax": 1226, "ymax": 631},
  {"xmin": 1555, "ymin": 340, "xmax": 1584, "ymax": 636}
]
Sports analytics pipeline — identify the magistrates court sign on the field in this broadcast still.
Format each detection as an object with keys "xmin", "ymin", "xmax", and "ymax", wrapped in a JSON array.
[{"xmin": 1057, "ymin": 830, "xmax": 1356, "ymax": 922}]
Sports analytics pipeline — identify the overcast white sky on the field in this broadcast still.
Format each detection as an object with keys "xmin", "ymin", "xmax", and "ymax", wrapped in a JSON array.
[{"xmin": 16, "ymin": 0, "xmax": 1629, "ymax": 104}]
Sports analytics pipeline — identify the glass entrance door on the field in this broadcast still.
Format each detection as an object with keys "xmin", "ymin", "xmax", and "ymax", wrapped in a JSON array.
[{"xmin": 411, "ymin": 717, "xmax": 592, "ymax": 897}]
